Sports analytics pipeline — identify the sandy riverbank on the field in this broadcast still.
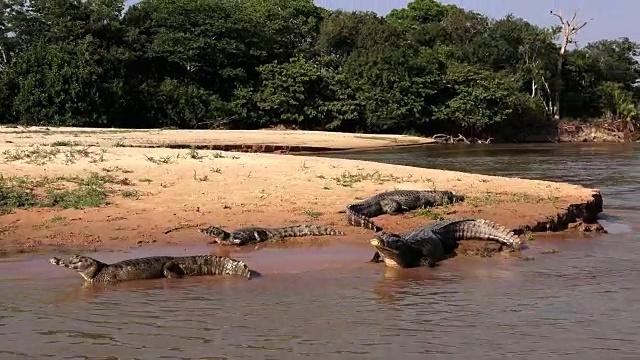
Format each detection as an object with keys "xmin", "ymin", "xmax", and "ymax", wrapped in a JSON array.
[
  {"xmin": 0, "ymin": 127, "xmax": 604, "ymax": 259},
  {"xmin": 0, "ymin": 126, "xmax": 436, "ymax": 152}
]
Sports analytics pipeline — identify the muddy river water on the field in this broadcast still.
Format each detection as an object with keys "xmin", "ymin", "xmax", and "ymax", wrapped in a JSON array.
[{"xmin": 1, "ymin": 143, "xmax": 639, "ymax": 359}]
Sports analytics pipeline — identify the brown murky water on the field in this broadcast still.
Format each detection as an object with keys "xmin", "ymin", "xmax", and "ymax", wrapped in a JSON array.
[{"xmin": 2, "ymin": 143, "xmax": 640, "ymax": 359}]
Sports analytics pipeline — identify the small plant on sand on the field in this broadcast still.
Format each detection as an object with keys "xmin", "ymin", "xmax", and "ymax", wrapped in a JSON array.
[
  {"xmin": 0, "ymin": 225, "xmax": 13, "ymax": 235},
  {"xmin": 414, "ymin": 207, "xmax": 445, "ymax": 221},
  {"xmin": 50, "ymin": 140, "xmax": 81, "ymax": 147},
  {"xmin": 303, "ymin": 209, "xmax": 323, "ymax": 219},
  {"xmin": 467, "ymin": 192, "xmax": 503, "ymax": 207},
  {"xmin": 509, "ymin": 192, "xmax": 554, "ymax": 204},
  {"xmin": 144, "ymin": 154, "xmax": 175, "ymax": 164},
  {"xmin": 50, "ymin": 214, "xmax": 66, "ymax": 223},
  {"xmin": 193, "ymin": 170, "xmax": 209, "ymax": 182},
  {"xmin": 102, "ymin": 166, "xmax": 133, "ymax": 174},
  {"xmin": 187, "ymin": 147, "xmax": 204, "ymax": 160},
  {"xmin": 62, "ymin": 147, "xmax": 88, "ymax": 164},
  {"xmin": 139, "ymin": 178, "xmax": 153, "ymax": 183},
  {"xmin": 210, "ymin": 151, "xmax": 240, "ymax": 160},
  {"xmin": 332, "ymin": 170, "xmax": 418, "ymax": 188},
  {"xmin": 90, "ymin": 148, "xmax": 107, "ymax": 163},
  {"xmin": 120, "ymin": 189, "xmax": 140, "ymax": 199},
  {"xmin": 113, "ymin": 177, "xmax": 133, "ymax": 186}
]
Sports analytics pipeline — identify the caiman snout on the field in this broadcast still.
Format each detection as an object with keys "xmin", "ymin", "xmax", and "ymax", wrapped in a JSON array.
[{"xmin": 49, "ymin": 257, "xmax": 63, "ymax": 266}]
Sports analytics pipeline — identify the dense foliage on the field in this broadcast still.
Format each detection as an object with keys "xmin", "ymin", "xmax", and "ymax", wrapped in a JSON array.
[{"xmin": 0, "ymin": 0, "xmax": 638, "ymax": 140}]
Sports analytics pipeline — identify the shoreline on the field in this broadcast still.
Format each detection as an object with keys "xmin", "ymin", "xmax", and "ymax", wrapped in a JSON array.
[
  {"xmin": 0, "ymin": 126, "xmax": 438, "ymax": 152},
  {"xmin": 1, "ymin": 125, "xmax": 636, "ymax": 153},
  {"xmin": 0, "ymin": 127, "xmax": 605, "ymax": 260}
]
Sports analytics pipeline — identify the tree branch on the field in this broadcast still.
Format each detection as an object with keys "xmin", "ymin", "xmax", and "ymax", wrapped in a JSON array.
[{"xmin": 550, "ymin": 9, "xmax": 593, "ymax": 48}]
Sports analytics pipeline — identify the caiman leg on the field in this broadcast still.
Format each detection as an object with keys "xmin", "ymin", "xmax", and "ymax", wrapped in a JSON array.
[
  {"xmin": 252, "ymin": 229, "xmax": 272, "ymax": 243},
  {"xmin": 419, "ymin": 257, "xmax": 437, "ymax": 268},
  {"xmin": 379, "ymin": 199, "xmax": 404, "ymax": 214},
  {"xmin": 368, "ymin": 251, "xmax": 383, "ymax": 263},
  {"xmin": 163, "ymin": 261, "xmax": 185, "ymax": 279}
]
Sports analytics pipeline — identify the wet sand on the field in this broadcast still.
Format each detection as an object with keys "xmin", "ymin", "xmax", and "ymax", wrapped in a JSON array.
[{"xmin": 0, "ymin": 126, "xmax": 603, "ymax": 260}]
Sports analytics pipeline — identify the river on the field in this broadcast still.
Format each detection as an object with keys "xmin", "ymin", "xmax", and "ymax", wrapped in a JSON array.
[{"xmin": 1, "ymin": 143, "xmax": 638, "ymax": 359}]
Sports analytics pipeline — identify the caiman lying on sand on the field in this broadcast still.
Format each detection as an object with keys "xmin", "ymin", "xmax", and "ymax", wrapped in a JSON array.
[
  {"xmin": 369, "ymin": 218, "xmax": 522, "ymax": 268},
  {"xmin": 346, "ymin": 189, "xmax": 465, "ymax": 232},
  {"xmin": 50, "ymin": 254, "xmax": 256, "ymax": 283},
  {"xmin": 198, "ymin": 224, "xmax": 345, "ymax": 246}
]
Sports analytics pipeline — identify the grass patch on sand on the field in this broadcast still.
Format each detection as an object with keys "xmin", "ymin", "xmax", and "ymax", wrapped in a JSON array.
[
  {"xmin": 410, "ymin": 190, "xmax": 561, "ymax": 220},
  {"xmin": 1, "ymin": 145, "xmax": 107, "ymax": 165},
  {"xmin": 466, "ymin": 191, "xmax": 561, "ymax": 208},
  {"xmin": 331, "ymin": 170, "xmax": 429, "ymax": 188},
  {"xmin": 143, "ymin": 149, "xmax": 240, "ymax": 165},
  {"xmin": 0, "ymin": 172, "xmax": 138, "ymax": 215},
  {"xmin": 302, "ymin": 209, "xmax": 323, "ymax": 219}
]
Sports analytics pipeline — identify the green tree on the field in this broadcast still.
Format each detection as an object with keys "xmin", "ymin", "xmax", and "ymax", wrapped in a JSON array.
[
  {"xmin": 1, "ymin": 0, "xmax": 127, "ymax": 125},
  {"xmin": 0, "ymin": 0, "xmax": 637, "ymax": 141},
  {"xmin": 432, "ymin": 63, "xmax": 517, "ymax": 137}
]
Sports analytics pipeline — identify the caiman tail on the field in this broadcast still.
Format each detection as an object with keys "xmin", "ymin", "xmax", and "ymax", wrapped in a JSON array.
[
  {"xmin": 173, "ymin": 255, "xmax": 254, "ymax": 278},
  {"xmin": 273, "ymin": 225, "xmax": 346, "ymax": 237},
  {"xmin": 346, "ymin": 204, "xmax": 383, "ymax": 232},
  {"xmin": 432, "ymin": 218, "xmax": 522, "ymax": 250}
]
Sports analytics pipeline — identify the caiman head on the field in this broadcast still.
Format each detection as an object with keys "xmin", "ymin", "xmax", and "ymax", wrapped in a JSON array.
[
  {"xmin": 50, "ymin": 255, "xmax": 104, "ymax": 281},
  {"xmin": 198, "ymin": 226, "xmax": 230, "ymax": 243},
  {"xmin": 369, "ymin": 232, "xmax": 424, "ymax": 268}
]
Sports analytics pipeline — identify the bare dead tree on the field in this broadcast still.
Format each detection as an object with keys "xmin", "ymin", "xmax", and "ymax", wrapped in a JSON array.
[{"xmin": 549, "ymin": 9, "xmax": 592, "ymax": 120}]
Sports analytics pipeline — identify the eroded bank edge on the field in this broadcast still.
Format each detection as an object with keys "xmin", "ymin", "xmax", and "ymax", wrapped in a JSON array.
[{"xmin": 513, "ymin": 191, "xmax": 605, "ymax": 235}]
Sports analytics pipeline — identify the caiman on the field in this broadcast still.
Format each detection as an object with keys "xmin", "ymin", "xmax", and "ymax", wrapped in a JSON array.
[
  {"xmin": 198, "ymin": 224, "xmax": 345, "ymax": 246},
  {"xmin": 50, "ymin": 254, "xmax": 256, "ymax": 284},
  {"xmin": 368, "ymin": 218, "xmax": 522, "ymax": 268},
  {"xmin": 346, "ymin": 189, "xmax": 465, "ymax": 232}
]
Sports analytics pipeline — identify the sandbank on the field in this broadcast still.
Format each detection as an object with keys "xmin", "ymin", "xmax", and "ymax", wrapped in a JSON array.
[
  {"xmin": 0, "ymin": 126, "xmax": 436, "ymax": 153},
  {"xmin": 0, "ymin": 127, "xmax": 603, "ymax": 260}
]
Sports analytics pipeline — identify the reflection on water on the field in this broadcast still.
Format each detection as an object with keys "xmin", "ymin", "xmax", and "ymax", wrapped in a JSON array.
[{"xmin": 2, "ymin": 143, "xmax": 640, "ymax": 358}]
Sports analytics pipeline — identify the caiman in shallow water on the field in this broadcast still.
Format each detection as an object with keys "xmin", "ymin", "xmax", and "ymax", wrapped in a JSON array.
[
  {"xmin": 50, "ymin": 254, "xmax": 255, "ymax": 283},
  {"xmin": 369, "ymin": 218, "xmax": 522, "ymax": 268},
  {"xmin": 346, "ymin": 189, "xmax": 465, "ymax": 232},
  {"xmin": 198, "ymin": 224, "xmax": 345, "ymax": 246}
]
